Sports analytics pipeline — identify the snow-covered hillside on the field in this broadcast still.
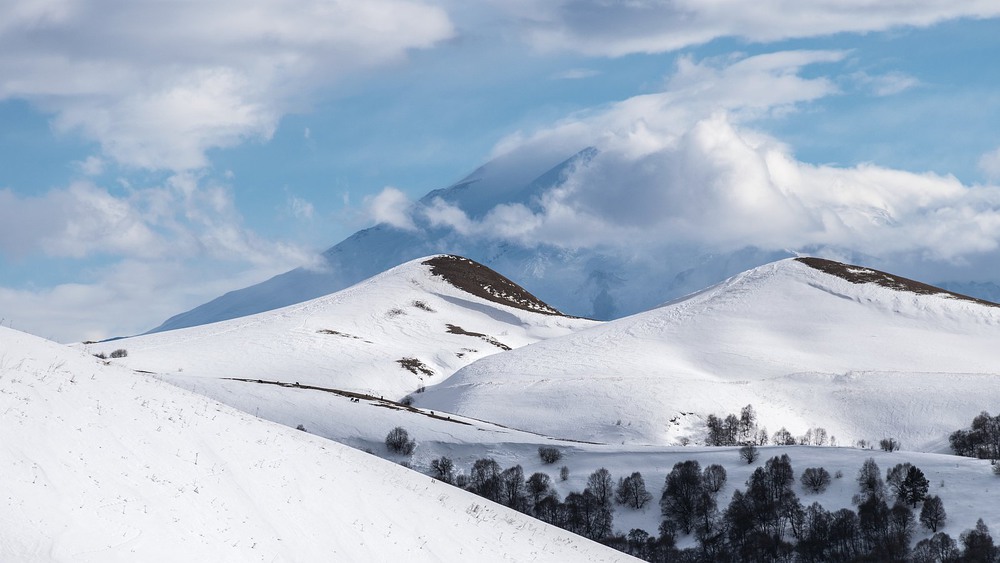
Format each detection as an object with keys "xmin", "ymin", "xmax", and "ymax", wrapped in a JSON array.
[
  {"xmin": 87, "ymin": 255, "xmax": 596, "ymax": 400},
  {"xmin": 417, "ymin": 257, "xmax": 1000, "ymax": 450},
  {"xmin": 0, "ymin": 325, "xmax": 630, "ymax": 562}
]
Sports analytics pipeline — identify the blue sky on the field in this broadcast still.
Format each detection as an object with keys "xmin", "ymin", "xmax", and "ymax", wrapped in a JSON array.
[{"xmin": 2, "ymin": 1, "xmax": 1000, "ymax": 341}]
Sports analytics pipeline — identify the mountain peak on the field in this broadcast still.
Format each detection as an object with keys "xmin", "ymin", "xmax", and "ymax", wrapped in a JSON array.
[
  {"xmin": 422, "ymin": 255, "xmax": 564, "ymax": 316},
  {"xmin": 795, "ymin": 257, "xmax": 999, "ymax": 307}
]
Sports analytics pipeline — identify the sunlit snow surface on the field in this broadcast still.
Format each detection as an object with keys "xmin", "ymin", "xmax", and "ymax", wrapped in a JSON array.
[
  {"xmin": 418, "ymin": 258, "xmax": 1000, "ymax": 450},
  {"xmin": 86, "ymin": 256, "xmax": 596, "ymax": 400},
  {"xmin": 0, "ymin": 326, "xmax": 629, "ymax": 562},
  {"xmin": 64, "ymin": 255, "xmax": 1000, "ymax": 553}
]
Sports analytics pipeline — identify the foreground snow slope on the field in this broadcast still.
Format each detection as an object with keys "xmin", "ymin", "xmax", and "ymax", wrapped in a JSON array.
[
  {"xmin": 0, "ymin": 326, "xmax": 629, "ymax": 562},
  {"xmin": 87, "ymin": 255, "xmax": 596, "ymax": 400},
  {"xmin": 418, "ymin": 258, "xmax": 1000, "ymax": 449}
]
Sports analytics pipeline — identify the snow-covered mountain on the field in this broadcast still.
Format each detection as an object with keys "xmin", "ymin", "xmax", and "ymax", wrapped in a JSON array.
[
  {"xmin": 416, "ymin": 257, "xmax": 1000, "ymax": 451},
  {"xmin": 87, "ymin": 255, "xmax": 597, "ymax": 400},
  {"xmin": 148, "ymin": 147, "xmax": 793, "ymax": 333},
  {"xmin": 0, "ymin": 324, "xmax": 630, "ymax": 562}
]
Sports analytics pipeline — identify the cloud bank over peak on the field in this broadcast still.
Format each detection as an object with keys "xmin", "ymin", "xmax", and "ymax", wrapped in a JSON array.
[
  {"xmin": 370, "ymin": 51, "xmax": 1000, "ymax": 267},
  {"xmin": 0, "ymin": 0, "xmax": 454, "ymax": 171},
  {"xmin": 496, "ymin": 0, "xmax": 1000, "ymax": 56}
]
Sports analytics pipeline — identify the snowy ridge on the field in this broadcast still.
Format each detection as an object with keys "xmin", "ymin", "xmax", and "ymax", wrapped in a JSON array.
[
  {"xmin": 86, "ymin": 255, "xmax": 597, "ymax": 400},
  {"xmin": 417, "ymin": 258, "xmax": 1000, "ymax": 450},
  {"xmin": 0, "ymin": 326, "xmax": 629, "ymax": 562},
  {"xmin": 423, "ymin": 255, "xmax": 563, "ymax": 315}
]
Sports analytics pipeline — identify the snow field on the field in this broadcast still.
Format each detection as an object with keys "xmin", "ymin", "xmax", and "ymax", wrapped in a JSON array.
[
  {"xmin": 418, "ymin": 259, "xmax": 1000, "ymax": 449},
  {"xmin": 0, "ymin": 326, "xmax": 630, "ymax": 562}
]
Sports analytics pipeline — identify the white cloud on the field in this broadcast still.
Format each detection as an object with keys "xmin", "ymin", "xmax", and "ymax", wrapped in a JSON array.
[
  {"xmin": 492, "ymin": 51, "xmax": 844, "ymax": 163},
  {"xmin": 0, "ymin": 0, "xmax": 454, "ymax": 170},
  {"xmin": 979, "ymin": 147, "xmax": 1000, "ymax": 181},
  {"xmin": 365, "ymin": 187, "xmax": 418, "ymax": 230},
  {"xmin": 0, "ymin": 172, "xmax": 317, "ymax": 341},
  {"xmin": 493, "ymin": 1, "xmax": 1000, "ymax": 56},
  {"xmin": 850, "ymin": 71, "xmax": 921, "ymax": 96},
  {"xmin": 287, "ymin": 195, "xmax": 316, "ymax": 220},
  {"xmin": 409, "ymin": 50, "xmax": 1000, "ymax": 265},
  {"xmin": 551, "ymin": 68, "xmax": 600, "ymax": 80},
  {"xmin": 0, "ymin": 257, "xmax": 304, "ymax": 343},
  {"xmin": 0, "ymin": 182, "xmax": 162, "ymax": 259},
  {"xmin": 76, "ymin": 156, "xmax": 105, "ymax": 176}
]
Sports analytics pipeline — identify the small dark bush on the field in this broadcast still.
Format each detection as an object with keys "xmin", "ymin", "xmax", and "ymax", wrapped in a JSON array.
[
  {"xmin": 93, "ymin": 352, "xmax": 107, "ymax": 359},
  {"xmin": 110, "ymin": 349, "xmax": 128, "ymax": 358},
  {"xmin": 538, "ymin": 446, "xmax": 563, "ymax": 464},
  {"xmin": 385, "ymin": 426, "xmax": 416, "ymax": 455},
  {"xmin": 296, "ymin": 424, "xmax": 307, "ymax": 432},
  {"xmin": 411, "ymin": 300, "xmax": 435, "ymax": 312},
  {"xmin": 559, "ymin": 466, "xmax": 570, "ymax": 481},
  {"xmin": 801, "ymin": 467, "xmax": 832, "ymax": 493}
]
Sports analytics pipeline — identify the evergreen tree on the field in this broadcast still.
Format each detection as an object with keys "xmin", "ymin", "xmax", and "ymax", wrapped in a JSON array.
[{"xmin": 899, "ymin": 465, "xmax": 930, "ymax": 507}]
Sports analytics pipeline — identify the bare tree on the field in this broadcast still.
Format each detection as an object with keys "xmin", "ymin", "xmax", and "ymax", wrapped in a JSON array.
[
  {"xmin": 500, "ymin": 465, "xmax": 528, "ymax": 511},
  {"xmin": 920, "ymin": 495, "xmax": 947, "ymax": 533},
  {"xmin": 430, "ymin": 456, "xmax": 454, "ymax": 483},
  {"xmin": 527, "ymin": 472, "xmax": 556, "ymax": 507},
  {"xmin": 469, "ymin": 457, "xmax": 503, "ymax": 502},
  {"xmin": 615, "ymin": 472, "xmax": 653, "ymax": 509},
  {"xmin": 854, "ymin": 458, "xmax": 887, "ymax": 505},
  {"xmin": 739, "ymin": 443, "xmax": 760, "ymax": 464},
  {"xmin": 702, "ymin": 464, "xmax": 727, "ymax": 494},
  {"xmin": 880, "ymin": 437, "xmax": 901, "ymax": 452},
  {"xmin": 772, "ymin": 427, "xmax": 795, "ymax": 446},
  {"xmin": 660, "ymin": 460, "xmax": 703, "ymax": 535},
  {"xmin": 813, "ymin": 427, "xmax": 828, "ymax": 446},
  {"xmin": 586, "ymin": 467, "xmax": 614, "ymax": 507}
]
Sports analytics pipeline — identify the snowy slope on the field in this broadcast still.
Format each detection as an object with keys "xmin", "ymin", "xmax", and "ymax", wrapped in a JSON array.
[
  {"xmin": 166, "ymin": 366, "xmax": 1000, "ymax": 548},
  {"xmin": 86, "ymin": 255, "xmax": 597, "ymax": 400},
  {"xmin": 417, "ymin": 257, "xmax": 1000, "ymax": 450},
  {"xmin": 0, "ymin": 325, "xmax": 630, "ymax": 562}
]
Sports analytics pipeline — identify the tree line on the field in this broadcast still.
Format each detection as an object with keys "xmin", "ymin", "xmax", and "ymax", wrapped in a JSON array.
[{"xmin": 426, "ymin": 447, "xmax": 996, "ymax": 562}]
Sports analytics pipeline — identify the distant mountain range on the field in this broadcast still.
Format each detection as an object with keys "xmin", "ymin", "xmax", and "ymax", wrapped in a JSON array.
[
  {"xmin": 148, "ymin": 146, "xmax": 1000, "ymax": 336},
  {"xmin": 147, "ymin": 147, "xmax": 794, "ymax": 333}
]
